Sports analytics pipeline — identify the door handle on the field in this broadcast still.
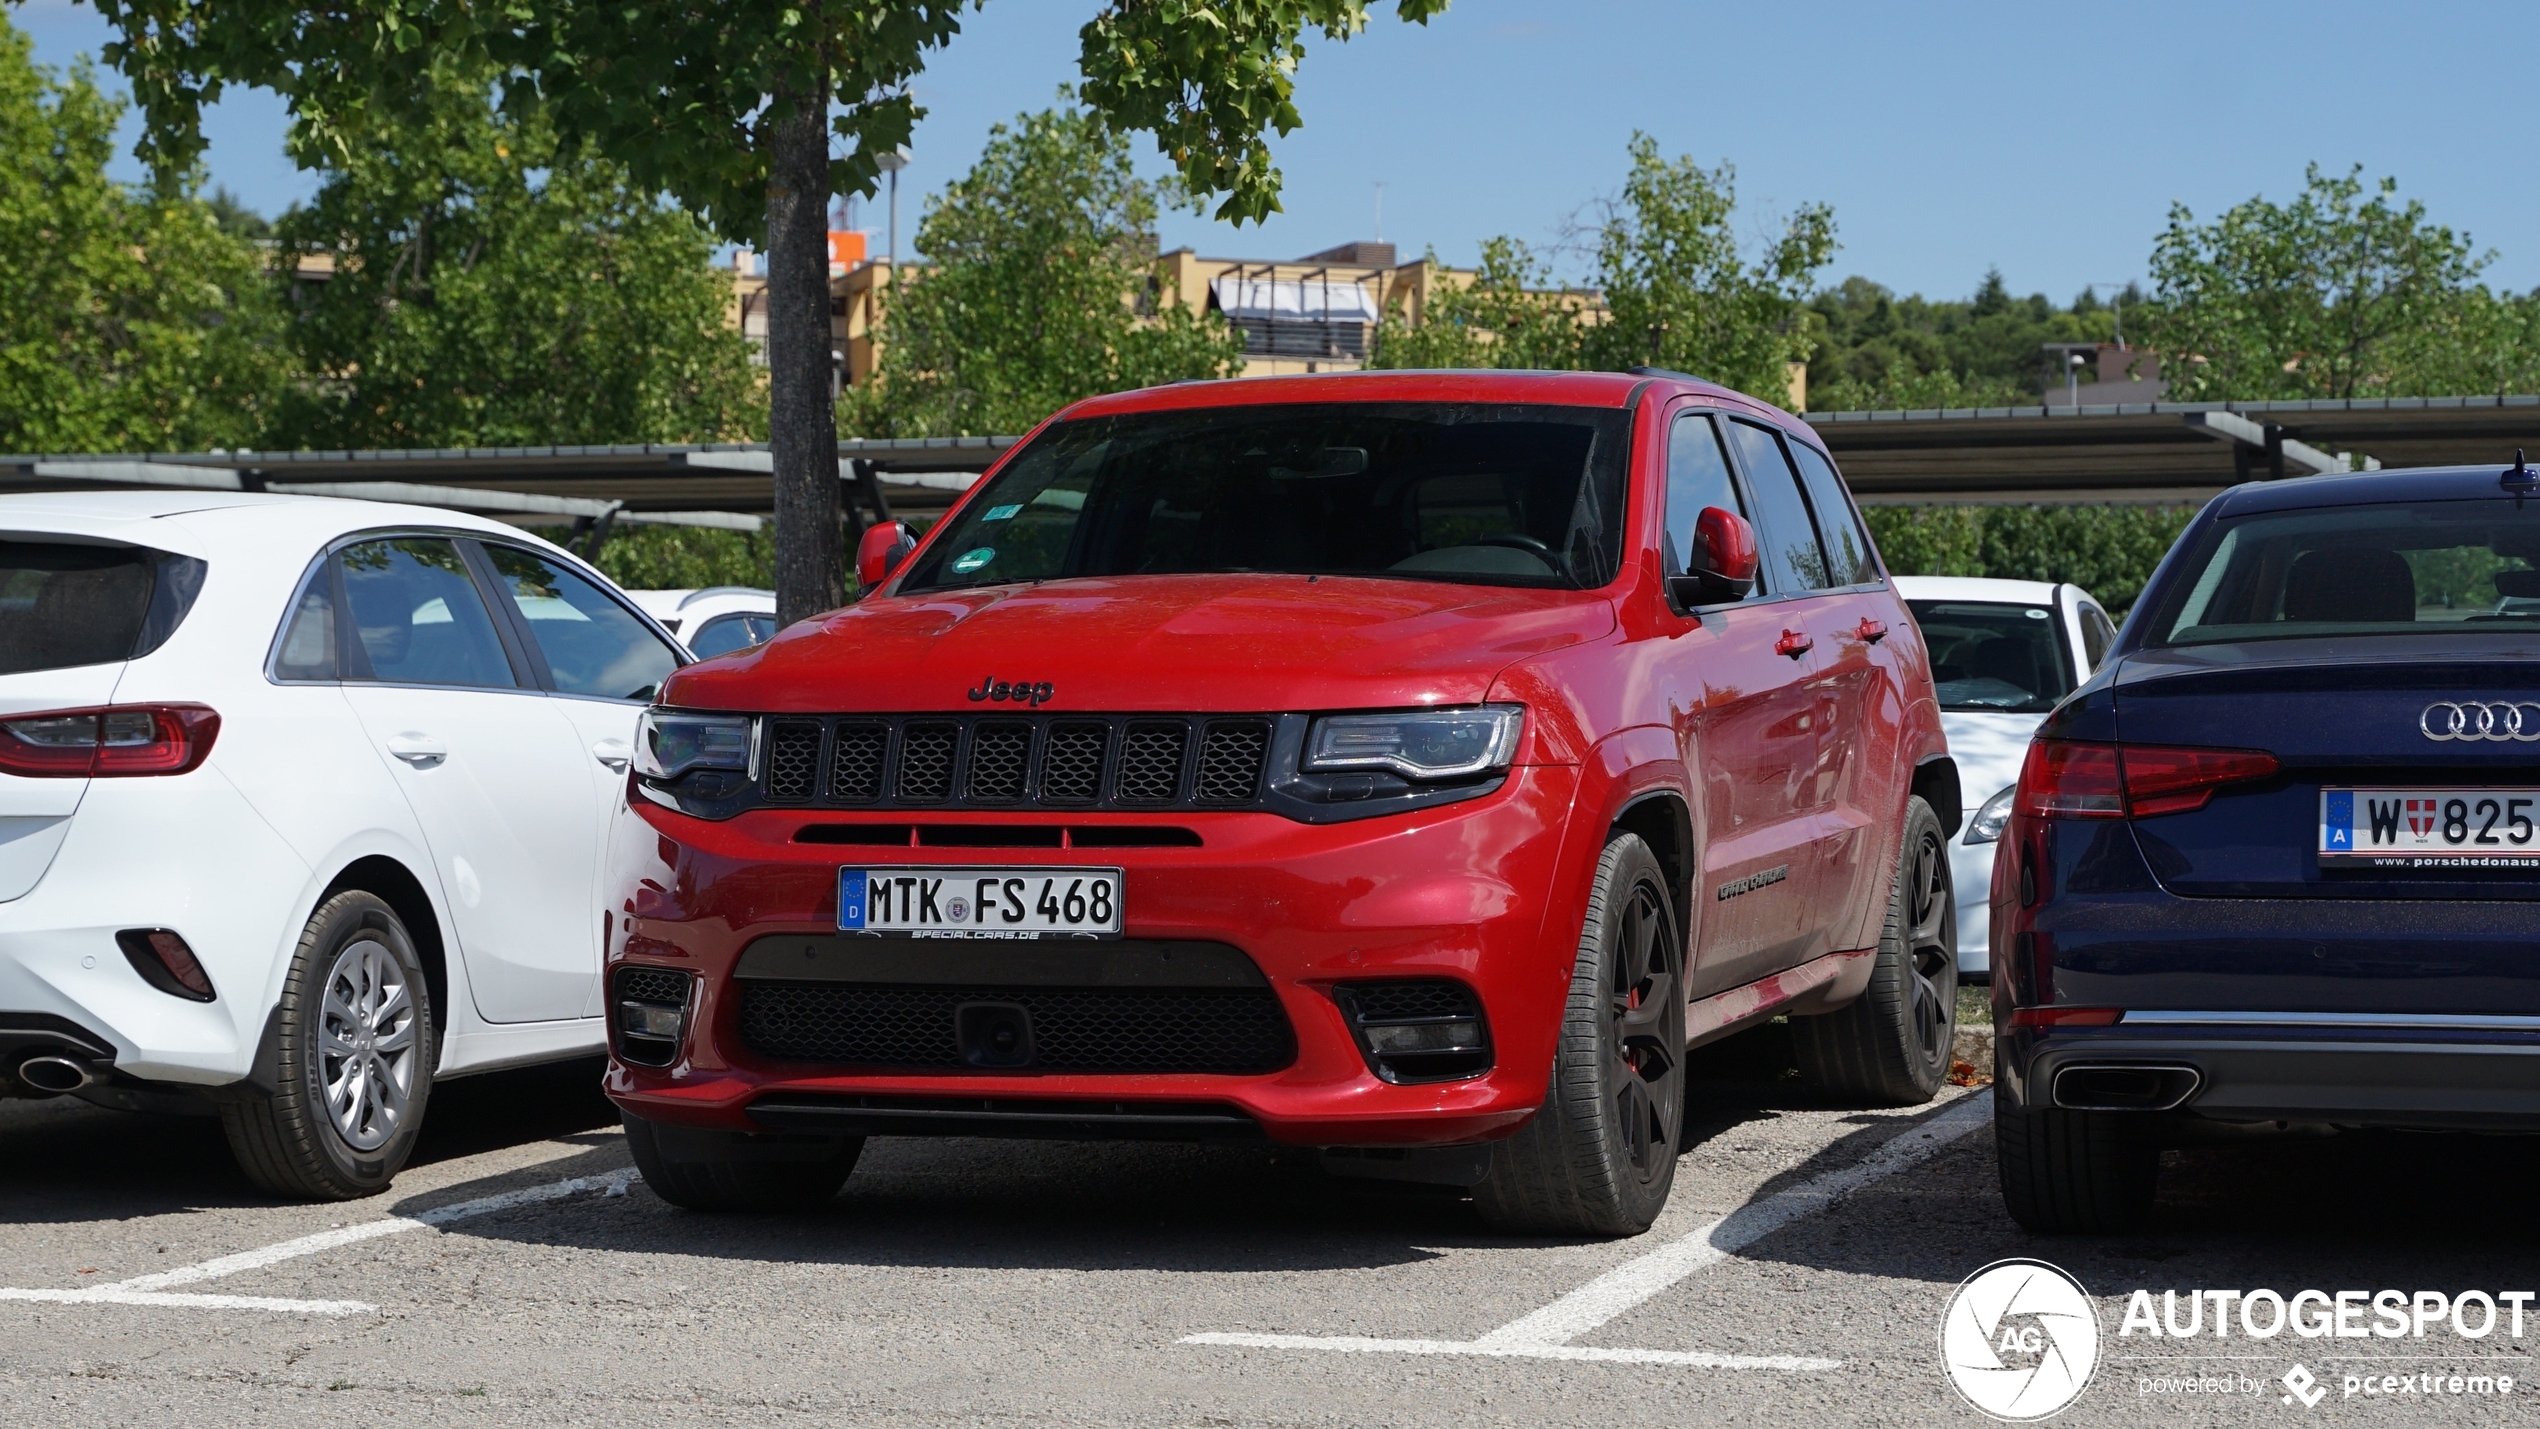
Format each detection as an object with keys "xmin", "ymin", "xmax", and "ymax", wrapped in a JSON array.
[
  {"xmin": 385, "ymin": 734, "xmax": 447, "ymax": 765},
  {"xmin": 591, "ymin": 739, "xmax": 632, "ymax": 772},
  {"xmin": 1774, "ymin": 629, "xmax": 1814, "ymax": 659},
  {"xmin": 1854, "ymin": 618, "xmax": 1888, "ymax": 645}
]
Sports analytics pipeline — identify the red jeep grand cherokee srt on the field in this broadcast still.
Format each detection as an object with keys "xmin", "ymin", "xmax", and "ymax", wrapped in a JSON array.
[{"xmin": 606, "ymin": 370, "xmax": 1961, "ymax": 1235}]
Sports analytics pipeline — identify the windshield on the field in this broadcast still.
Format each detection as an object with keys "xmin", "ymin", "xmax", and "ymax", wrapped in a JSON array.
[
  {"xmin": 1908, "ymin": 600, "xmax": 2074, "ymax": 713},
  {"xmin": 898, "ymin": 402, "xmax": 1632, "ymax": 593},
  {"xmin": 2146, "ymin": 499, "xmax": 2540, "ymax": 648}
]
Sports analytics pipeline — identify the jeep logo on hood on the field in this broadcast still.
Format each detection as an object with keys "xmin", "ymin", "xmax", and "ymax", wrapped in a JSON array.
[{"xmin": 968, "ymin": 676, "xmax": 1054, "ymax": 706}]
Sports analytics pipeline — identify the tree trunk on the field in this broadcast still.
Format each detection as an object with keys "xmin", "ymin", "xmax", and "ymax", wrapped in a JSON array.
[{"xmin": 766, "ymin": 74, "xmax": 842, "ymax": 627}]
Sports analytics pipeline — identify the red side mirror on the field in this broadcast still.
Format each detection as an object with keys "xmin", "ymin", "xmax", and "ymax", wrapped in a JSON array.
[
  {"xmin": 856, "ymin": 521, "xmax": 918, "ymax": 589},
  {"xmin": 1667, "ymin": 506, "xmax": 1759, "ymax": 609}
]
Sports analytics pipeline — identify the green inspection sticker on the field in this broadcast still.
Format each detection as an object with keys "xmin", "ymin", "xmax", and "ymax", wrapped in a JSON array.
[{"xmin": 952, "ymin": 547, "xmax": 996, "ymax": 574}]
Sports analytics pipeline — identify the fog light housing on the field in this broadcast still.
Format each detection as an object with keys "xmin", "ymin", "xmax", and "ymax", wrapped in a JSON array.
[
  {"xmin": 1333, "ymin": 980, "xmax": 1492, "ymax": 1084},
  {"xmin": 612, "ymin": 965, "xmax": 694, "ymax": 1068}
]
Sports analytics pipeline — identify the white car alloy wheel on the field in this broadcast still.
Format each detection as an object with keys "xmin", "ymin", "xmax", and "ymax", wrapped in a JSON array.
[{"xmin": 320, "ymin": 937, "xmax": 419, "ymax": 1152}]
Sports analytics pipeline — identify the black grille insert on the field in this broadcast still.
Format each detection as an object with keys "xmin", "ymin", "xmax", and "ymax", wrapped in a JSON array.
[
  {"xmin": 897, "ymin": 723, "xmax": 958, "ymax": 801},
  {"xmin": 831, "ymin": 724, "xmax": 889, "ymax": 802},
  {"xmin": 1197, "ymin": 722, "xmax": 1271, "ymax": 804},
  {"xmin": 966, "ymin": 722, "xmax": 1033, "ymax": 803},
  {"xmin": 765, "ymin": 721, "xmax": 822, "ymax": 802},
  {"xmin": 738, "ymin": 983, "xmax": 1295, "ymax": 1075},
  {"xmin": 749, "ymin": 713, "xmax": 1278, "ymax": 813},
  {"xmin": 1116, "ymin": 723, "xmax": 1188, "ymax": 804},
  {"xmin": 1041, "ymin": 723, "xmax": 1108, "ymax": 804}
]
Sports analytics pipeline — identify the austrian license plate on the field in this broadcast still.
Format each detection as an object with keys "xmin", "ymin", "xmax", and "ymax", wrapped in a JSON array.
[
  {"xmin": 2319, "ymin": 788, "xmax": 2540, "ymax": 869},
  {"xmin": 837, "ymin": 866, "xmax": 1124, "ymax": 938}
]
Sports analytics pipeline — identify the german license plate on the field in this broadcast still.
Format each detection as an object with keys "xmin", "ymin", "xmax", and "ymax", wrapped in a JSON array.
[
  {"xmin": 838, "ymin": 866, "xmax": 1123, "ymax": 938},
  {"xmin": 2320, "ymin": 788, "xmax": 2540, "ymax": 868}
]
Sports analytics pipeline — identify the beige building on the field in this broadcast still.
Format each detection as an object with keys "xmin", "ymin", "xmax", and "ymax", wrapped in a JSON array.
[{"xmin": 728, "ymin": 237, "xmax": 1819, "ymax": 406}]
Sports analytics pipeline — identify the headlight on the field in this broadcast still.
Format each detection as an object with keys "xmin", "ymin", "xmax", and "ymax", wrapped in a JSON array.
[
  {"xmin": 634, "ymin": 710, "xmax": 755, "ymax": 781},
  {"xmin": 1964, "ymin": 784, "xmax": 2015, "ymax": 844},
  {"xmin": 1304, "ymin": 706, "xmax": 1522, "ymax": 780}
]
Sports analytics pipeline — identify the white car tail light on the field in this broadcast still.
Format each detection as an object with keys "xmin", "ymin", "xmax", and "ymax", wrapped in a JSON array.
[{"xmin": 0, "ymin": 704, "xmax": 221, "ymax": 777}]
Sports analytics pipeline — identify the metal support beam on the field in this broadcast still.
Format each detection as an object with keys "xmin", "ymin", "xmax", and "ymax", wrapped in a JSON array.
[
  {"xmin": 24, "ymin": 460, "xmax": 244, "ymax": 490},
  {"xmin": 2181, "ymin": 410, "xmax": 2353, "ymax": 477}
]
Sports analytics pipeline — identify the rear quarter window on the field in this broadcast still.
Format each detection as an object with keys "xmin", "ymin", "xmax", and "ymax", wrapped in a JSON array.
[{"xmin": 0, "ymin": 539, "xmax": 207, "ymax": 676}]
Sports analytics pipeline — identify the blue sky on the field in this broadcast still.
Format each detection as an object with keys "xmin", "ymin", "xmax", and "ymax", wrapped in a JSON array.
[{"xmin": 18, "ymin": 0, "xmax": 2540, "ymax": 302}]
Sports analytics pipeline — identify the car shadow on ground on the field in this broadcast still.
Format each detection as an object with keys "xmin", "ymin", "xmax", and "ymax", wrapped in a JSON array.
[{"xmin": 0, "ymin": 1056, "xmax": 621, "ymax": 1224}]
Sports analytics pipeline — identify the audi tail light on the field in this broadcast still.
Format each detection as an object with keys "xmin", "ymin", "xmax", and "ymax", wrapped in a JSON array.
[
  {"xmin": 0, "ymin": 705, "xmax": 221, "ymax": 778},
  {"xmin": 2015, "ymin": 739, "xmax": 2278, "ymax": 820}
]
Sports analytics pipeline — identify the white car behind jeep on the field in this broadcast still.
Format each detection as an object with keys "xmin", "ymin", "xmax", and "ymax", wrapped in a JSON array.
[
  {"xmin": 1894, "ymin": 575, "xmax": 2115, "ymax": 974},
  {"xmin": 0, "ymin": 492, "xmax": 686, "ymax": 1197}
]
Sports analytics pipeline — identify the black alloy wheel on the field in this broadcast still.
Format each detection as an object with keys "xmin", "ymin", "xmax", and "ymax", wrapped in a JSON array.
[
  {"xmin": 1475, "ymin": 831, "xmax": 1687, "ymax": 1237},
  {"xmin": 1792, "ymin": 795, "xmax": 1957, "ymax": 1105},
  {"xmin": 1608, "ymin": 876, "xmax": 1683, "ymax": 1184}
]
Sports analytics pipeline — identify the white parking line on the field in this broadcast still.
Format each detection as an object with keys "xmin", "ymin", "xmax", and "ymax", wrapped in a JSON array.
[
  {"xmin": 1184, "ymin": 1088, "xmax": 1991, "ymax": 1371},
  {"xmin": 0, "ymin": 1165, "xmax": 639, "ymax": 1316}
]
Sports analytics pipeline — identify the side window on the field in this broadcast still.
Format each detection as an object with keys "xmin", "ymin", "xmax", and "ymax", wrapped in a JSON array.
[
  {"xmin": 1787, "ymin": 441, "xmax": 1878, "ymax": 587},
  {"xmin": 1664, "ymin": 411, "xmax": 1747, "ymax": 581},
  {"xmin": 1724, "ymin": 419, "xmax": 1829, "ymax": 593},
  {"xmin": 338, "ymin": 538, "xmax": 518, "ymax": 688},
  {"xmin": 482, "ymin": 544, "xmax": 683, "ymax": 701},
  {"xmin": 272, "ymin": 561, "xmax": 339, "ymax": 681},
  {"xmin": 2080, "ymin": 604, "xmax": 2116, "ymax": 670},
  {"xmin": 687, "ymin": 612, "xmax": 773, "ymax": 659}
]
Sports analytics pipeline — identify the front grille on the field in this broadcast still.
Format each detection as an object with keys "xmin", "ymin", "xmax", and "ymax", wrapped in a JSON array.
[
  {"xmin": 966, "ymin": 723, "xmax": 1032, "ymax": 802},
  {"xmin": 737, "ymin": 983, "xmax": 1296, "ymax": 1075},
  {"xmin": 897, "ymin": 723, "xmax": 958, "ymax": 801},
  {"xmin": 751, "ymin": 713, "xmax": 1275, "ymax": 813},
  {"xmin": 765, "ymin": 721, "xmax": 822, "ymax": 802}
]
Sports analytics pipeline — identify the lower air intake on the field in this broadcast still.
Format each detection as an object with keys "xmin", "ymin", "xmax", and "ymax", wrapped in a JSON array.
[{"xmin": 737, "ymin": 983, "xmax": 1295, "ymax": 1075}]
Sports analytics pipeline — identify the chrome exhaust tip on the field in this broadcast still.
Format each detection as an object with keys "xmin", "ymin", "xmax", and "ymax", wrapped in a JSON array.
[
  {"xmin": 2052, "ymin": 1062, "xmax": 2202, "ymax": 1112},
  {"xmin": 16, "ymin": 1054, "xmax": 96, "ymax": 1094}
]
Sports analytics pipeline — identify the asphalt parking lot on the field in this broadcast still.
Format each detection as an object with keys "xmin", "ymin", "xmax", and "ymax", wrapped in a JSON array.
[{"xmin": 5, "ymin": 1025, "xmax": 2538, "ymax": 1428}]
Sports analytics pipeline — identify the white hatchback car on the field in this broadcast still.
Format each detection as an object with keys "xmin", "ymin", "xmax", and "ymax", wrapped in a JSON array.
[
  {"xmin": 626, "ymin": 587, "xmax": 777, "ymax": 659},
  {"xmin": 0, "ymin": 492, "xmax": 686, "ymax": 1197},
  {"xmin": 1894, "ymin": 576, "xmax": 2116, "ymax": 975}
]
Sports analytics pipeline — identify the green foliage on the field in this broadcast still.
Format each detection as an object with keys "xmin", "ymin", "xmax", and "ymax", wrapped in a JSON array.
[
  {"xmin": 1371, "ymin": 133, "xmax": 1834, "ymax": 405},
  {"xmin": 1369, "ymin": 238, "xmax": 1587, "ymax": 371},
  {"xmin": 205, "ymin": 186, "xmax": 273, "ymax": 240},
  {"xmin": 573, "ymin": 524, "xmax": 775, "ymax": 591},
  {"xmin": 845, "ymin": 101, "xmax": 1243, "ymax": 438},
  {"xmin": 1862, "ymin": 503, "xmax": 2200, "ymax": 612},
  {"xmin": 1078, "ymin": 1, "xmax": 1447, "ymax": 225},
  {"xmin": 1807, "ymin": 272, "xmax": 2123, "ymax": 412},
  {"xmin": 267, "ymin": 94, "xmax": 761, "ymax": 449},
  {"xmin": 1579, "ymin": 134, "xmax": 1833, "ymax": 399},
  {"xmin": 0, "ymin": 16, "xmax": 287, "ymax": 453},
  {"xmin": 2142, "ymin": 165, "xmax": 2496, "ymax": 401}
]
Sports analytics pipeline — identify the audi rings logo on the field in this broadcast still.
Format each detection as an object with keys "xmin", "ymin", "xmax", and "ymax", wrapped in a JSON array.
[{"xmin": 2421, "ymin": 702, "xmax": 2540, "ymax": 742}]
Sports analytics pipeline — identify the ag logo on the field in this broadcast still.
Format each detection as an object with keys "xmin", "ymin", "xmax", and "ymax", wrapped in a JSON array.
[{"xmin": 1940, "ymin": 1259, "xmax": 2101, "ymax": 1421}]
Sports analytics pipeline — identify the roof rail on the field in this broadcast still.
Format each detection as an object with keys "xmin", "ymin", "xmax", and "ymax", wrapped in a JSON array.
[{"xmin": 1627, "ymin": 366, "xmax": 1716, "ymax": 385}]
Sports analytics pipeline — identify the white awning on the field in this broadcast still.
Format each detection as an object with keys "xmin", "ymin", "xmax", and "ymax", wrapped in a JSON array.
[{"xmin": 1211, "ymin": 275, "xmax": 1382, "ymax": 324}]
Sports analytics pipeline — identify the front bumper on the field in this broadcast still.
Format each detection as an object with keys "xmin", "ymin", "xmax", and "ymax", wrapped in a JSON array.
[{"xmin": 605, "ymin": 763, "xmax": 1588, "ymax": 1147}]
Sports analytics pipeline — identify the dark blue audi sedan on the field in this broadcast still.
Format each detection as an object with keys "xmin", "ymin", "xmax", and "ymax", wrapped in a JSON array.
[{"xmin": 1994, "ymin": 459, "xmax": 2540, "ymax": 1231}]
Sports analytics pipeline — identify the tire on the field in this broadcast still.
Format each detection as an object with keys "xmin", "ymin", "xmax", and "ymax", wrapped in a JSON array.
[
  {"xmin": 221, "ymin": 891, "xmax": 436, "ymax": 1200},
  {"xmin": 1474, "ymin": 831, "xmax": 1687, "ymax": 1238},
  {"xmin": 1791, "ymin": 795, "xmax": 1956, "ymax": 1105},
  {"xmin": 622, "ymin": 1109, "xmax": 862, "ymax": 1212},
  {"xmin": 1995, "ymin": 1100, "xmax": 2159, "ymax": 1233}
]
